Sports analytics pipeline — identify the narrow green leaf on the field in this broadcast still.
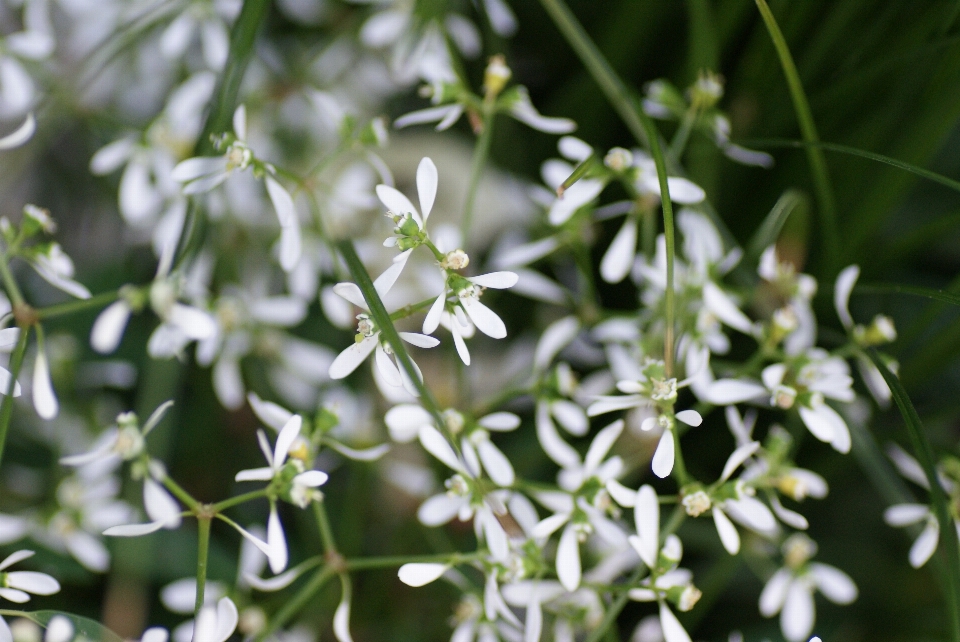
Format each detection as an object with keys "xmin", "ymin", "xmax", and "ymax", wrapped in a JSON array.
[
  {"xmin": 854, "ymin": 283, "xmax": 960, "ymax": 307},
  {"xmin": 867, "ymin": 350, "xmax": 960, "ymax": 642},
  {"xmin": 749, "ymin": 138, "xmax": 960, "ymax": 195},
  {"xmin": 557, "ymin": 153, "xmax": 598, "ymax": 197},
  {"xmin": 27, "ymin": 611, "xmax": 124, "ymax": 642},
  {"xmin": 754, "ymin": 0, "xmax": 839, "ymax": 275},
  {"xmin": 746, "ymin": 189, "xmax": 808, "ymax": 264}
]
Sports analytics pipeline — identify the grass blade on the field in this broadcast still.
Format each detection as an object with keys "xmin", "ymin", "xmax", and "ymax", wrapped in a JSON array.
[
  {"xmin": 854, "ymin": 283, "xmax": 960, "ymax": 307},
  {"xmin": 867, "ymin": 350, "xmax": 960, "ymax": 642},
  {"xmin": 746, "ymin": 188, "xmax": 808, "ymax": 265}
]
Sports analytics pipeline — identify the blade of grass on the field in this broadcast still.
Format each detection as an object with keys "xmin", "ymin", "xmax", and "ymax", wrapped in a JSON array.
[
  {"xmin": 745, "ymin": 188, "xmax": 808, "ymax": 265},
  {"xmin": 754, "ymin": 0, "xmax": 838, "ymax": 275},
  {"xmin": 854, "ymin": 283, "xmax": 960, "ymax": 307},
  {"xmin": 173, "ymin": 0, "xmax": 271, "ymax": 270},
  {"xmin": 867, "ymin": 350, "xmax": 960, "ymax": 642}
]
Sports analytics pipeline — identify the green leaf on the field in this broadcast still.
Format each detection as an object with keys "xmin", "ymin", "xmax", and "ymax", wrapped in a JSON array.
[
  {"xmin": 27, "ymin": 611, "xmax": 125, "ymax": 642},
  {"xmin": 867, "ymin": 351, "xmax": 960, "ymax": 642},
  {"xmin": 854, "ymin": 283, "xmax": 960, "ymax": 307},
  {"xmin": 746, "ymin": 189, "xmax": 809, "ymax": 264}
]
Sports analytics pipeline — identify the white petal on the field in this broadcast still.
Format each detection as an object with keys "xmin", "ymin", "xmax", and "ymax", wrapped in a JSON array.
[
  {"xmin": 232, "ymin": 105, "xmax": 248, "ymax": 141},
  {"xmin": 524, "ymin": 581, "xmax": 542, "ymax": 642},
  {"xmin": 675, "ymin": 409, "xmax": 702, "ymax": 427},
  {"xmin": 703, "ymin": 282, "xmax": 753, "ymax": 334},
  {"xmin": 583, "ymin": 419, "xmax": 623, "ymax": 475},
  {"xmin": 461, "ymin": 297, "xmax": 506, "ymax": 339},
  {"xmin": 120, "ymin": 160, "xmax": 159, "ymax": 223},
  {"xmin": 385, "ymin": 403, "xmax": 433, "ymax": 443},
  {"xmin": 324, "ymin": 440, "xmax": 390, "ymax": 462},
  {"xmin": 719, "ymin": 441, "xmax": 760, "ymax": 482},
  {"xmin": 172, "ymin": 156, "xmax": 224, "ymax": 182},
  {"xmin": 5, "ymin": 571, "xmax": 59, "ymax": 595},
  {"xmin": 534, "ymin": 316, "xmax": 579, "ymax": 372},
  {"xmin": 480, "ymin": 507, "xmax": 510, "ymax": 561},
  {"xmin": 909, "ymin": 519, "xmax": 940, "ymax": 568},
  {"xmin": 809, "ymin": 563, "xmax": 857, "ymax": 604},
  {"xmin": 705, "ymin": 379, "xmax": 767, "ymax": 404},
  {"xmin": 781, "ymin": 580, "xmax": 814, "ymax": 642},
  {"xmin": 509, "ymin": 101, "xmax": 576, "ymax": 134},
  {"xmin": 469, "ymin": 272, "xmax": 519, "ymax": 289},
  {"xmin": 214, "ymin": 597, "xmax": 239, "ymax": 642},
  {"xmin": 201, "ymin": 19, "xmax": 230, "ymax": 70},
  {"xmin": 249, "ymin": 297, "xmax": 307, "ymax": 327},
  {"xmin": 664, "ymin": 176, "xmax": 706, "ymax": 204},
  {"xmin": 884, "ymin": 503, "xmax": 930, "ymax": 527},
  {"xmin": 478, "ymin": 412, "xmax": 520, "ymax": 431},
  {"xmin": 90, "ymin": 138, "xmax": 134, "ymax": 176},
  {"xmin": 399, "ymin": 332, "xmax": 440, "ymax": 349},
  {"xmin": 274, "ymin": 415, "xmax": 303, "ymax": 466},
  {"xmin": 376, "ymin": 184, "xmax": 421, "ymax": 226},
  {"xmin": 398, "ymin": 563, "xmax": 449, "ymax": 587},
  {"xmin": 0, "ymin": 366, "xmax": 24, "ymax": 398},
  {"xmin": 659, "ymin": 603, "xmax": 692, "ymax": 642},
  {"xmin": 635, "ymin": 485, "xmax": 659, "ymax": 567},
  {"xmin": 606, "ymin": 479, "xmax": 636, "ymax": 507},
  {"xmin": 159, "ymin": 13, "xmax": 194, "ymax": 59},
  {"xmin": 267, "ymin": 506, "xmax": 288, "ymax": 573},
  {"xmin": 375, "ymin": 344, "xmax": 402, "ymax": 387},
  {"xmin": 141, "ymin": 628, "xmax": 168, "ymax": 642},
  {"xmin": 0, "ymin": 113, "xmax": 35, "ymax": 150},
  {"xmin": 91, "ymin": 301, "xmax": 132, "ymax": 353},
  {"xmin": 0, "ymin": 588, "xmax": 30, "ymax": 603},
  {"xmin": 247, "ymin": 392, "xmax": 294, "ymax": 431},
  {"xmin": 245, "ymin": 570, "xmax": 299, "ymax": 592},
  {"xmin": 417, "ymin": 157, "xmax": 438, "ymax": 221},
  {"xmin": 213, "ymin": 356, "xmax": 244, "ymax": 410},
  {"xmin": 419, "ymin": 425, "xmax": 466, "ymax": 474},
  {"xmin": 532, "ymin": 513, "xmax": 570, "ymax": 539},
  {"xmin": 834, "ymin": 265, "xmax": 860, "ymax": 329},
  {"xmin": 418, "ymin": 493, "xmax": 464, "ymax": 526},
  {"xmin": 144, "ymin": 478, "xmax": 181, "ymax": 528},
  {"xmin": 451, "ymin": 323, "xmax": 471, "ymax": 366},
  {"xmin": 64, "ymin": 532, "xmax": 109, "ymax": 571},
  {"xmin": 373, "ymin": 249, "xmax": 412, "ymax": 297},
  {"xmin": 44, "ymin": 616, "xmax": 73, "ymax": 642},
  {"xmin": 423, "ymin": 292, "xmax": 446, "ymax": 335},
  {"xmin": 759, "ymin": 568, "xmax": 791, "ymax": 616},
  {"xmin": 333, "ymin": 592, "xmax": 353, "ymax": 642},
  {"xmin": 535, "ymin": 403, "xmax": 580, "ymax": 468},
  {"xmin": 32, "ymin": 348, "xmax": 58, "ymax": 420},
  {"xmin": 329, "ymin": 335, "xmax": 378, "ymax": 379},
  {"xmin": 651, "ymin": 430, "xmax": 675, "ymax": 479},
  {"xmin": 556, "ymin": 523, "xmax": 581, "ymax": 592},
  {"xmin": 332, "ymin": 282, "xmax": 368, "ymax": 309},
  {"xmin": 713, "ymin": 507, "xmax": 740, "ymax": 554},
  {"xmin": 477, "ymin": 439, "xmax": 515, "ymax": 487},
  {"xmin": 0, "ymin": 550, "xmax": 35, "ymax": 571},
  {"xmin": 725, "ymin": 496, "xmax": 777, "ymax": 533},
  {"xmin": 770, "ymin": 496, "xmax": 809, "ymax": 530},
  {"xmin": 394, "ymin": 105, "xmax": 460, "ymax": 129},
  {"xmin": 235, "ymin": 467, "xmax": 274, "ymax": 482},
  {"xmin": 168, "ymin": 304, "xmax": 216, "ymax": 340},
  {"xmin": 295, "ymin": 470, "xmax": 329, "ymax": 487},
  {"xmin": 551, "ymin": 400, "xmax": 588, "ymax": 436},
  {"xmin": 103, "ymin": 522, "xmax": 166, "ymax": 537},
  {"xmin": 599, "ymin": 218, "xmax": 637, "ymax": 284}
]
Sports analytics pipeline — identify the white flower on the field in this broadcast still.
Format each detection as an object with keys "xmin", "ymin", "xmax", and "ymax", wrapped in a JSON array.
[
  {"xmin": 60, "ymin": 401, "xmax": 173, "ymax": 468},
  {"xmin": 159, "ymin": 3, "xmax": 238, "ymax": 71},
  {"xmin": 759, "ymin": 534, "xmax": 857, "ymax": 642},
  {"xmin": 758, "ymin": 246, "xmax": 818, "ymax": 355},
  {"xmin": 0, "ymin": 549, "xmax": 61, "ymax": 642},
  {"xmin": 193, "ymin": 597, "xmax": 239, "ymax": 642},
  {"xmin": 327, "ymin": 257, "xmax": 439, "ymax": 395},
  {"xmin": 28, "ymin": 243, "xmax": 92, "ymax": 300},
  {"xmin": 102, "ymin": 472, "xmax": 183, "ymax": 538}
]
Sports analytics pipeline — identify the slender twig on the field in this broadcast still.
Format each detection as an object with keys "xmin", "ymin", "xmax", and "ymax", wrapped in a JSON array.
[
  {"xmin": 255, "ymin": 566, "xmax": 335, "ymax": 642},
  {"xmin": 754, "ymin": 0, "xmax": 839, "ymax": 274},
  {"xmin": 0, "ymin": 326, "xmax": 30, "ymax": 469},
  {"xmin": 313, "ymin": 500, "xmax": 339, "ymax": 555},
  {"xmin": 195, "ymin": 516, "xmax": 212, "ymax": 614},
  {"xmin": 36, "ymin": 290, "xmax": 120, "ymax": 320},
  {"xmin": 212, "ymin": 488, "xmax": 270, "ymax": 512},
  {"xmin": 344, "ymin": 551, "xmax": 486, "ymax": 571},
  {"xmin": 462, "ymin": 109, "xmax": 495, "ymax": 239}
]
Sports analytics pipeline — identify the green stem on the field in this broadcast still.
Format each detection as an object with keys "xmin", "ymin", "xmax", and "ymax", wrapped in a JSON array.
[
  {"xmin": 669, "ymin": 107, "xmax": 698, "ymax": 159},
  {"xmin": 537, "ymin": 0, "xmax": 647, "ymax": 146},
  {"xmin": 754, "ymin": 0, "xmax": 839, "ymax": 274},
  {"xmin": 313, "ymin": 500, "xmax": 339, "ymax": 555},
  {"xmin": 462, "ymin": 109, "xmax": 495, "ymax": 239},
  {"xmin": 584, "ymin": 567, "xmax": 644, "ymax": 642},
  {"xmin": 641, "ymin": 117, "xmax": 677, "ymax": 377},
  {"xmin": 195, "ymin": 516, "xmax": 212, "ymax": 614},
  {"xmin": 671, "ymin": 427, "xmax": 690, "ymax": 485},
  {"xmin": 161, "ymin": 474, "xmax": 201, "ymax": 512},
  {"xmin": 0, "ymin": 325, "xmax": 30, "ymax": 469},
  {"xmin": 344, "ymin": 551, "xmax": 485, "ymax": 571},
  {"xmin": 867, "ymin": 350, "xmax": 960, "ymax": 642},
  {"xmin": 336, "ymin": 240, "xmax": 453, "ymax": 443},
  {"xmin": 212, "ymin": 488, "xmax": 270, "ymax": 512},
  {"xmin": 173, "ymin": 0, "xmax": 271, "ymax": 270},
  {"xmin": 0, "ymin": 254, "xmax": 25, "ymax": 308},
  {"xmin": 36, "ymin": 289, "xmax": 120, "ymax": 320},
  {"xmin": 255, "ymin": 566, "xmax": 335, "ymax": 642}
]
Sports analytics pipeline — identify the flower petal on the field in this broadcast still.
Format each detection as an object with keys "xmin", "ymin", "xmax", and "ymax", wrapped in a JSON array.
[
  {"xmin": 713, "ymin": 507, "xmax": 740, "ymax": 554},
  {"xmin": 659, "ymin": 603, "xmax": 692, "ymax": 642},
  {"xmin": 556, "ymin": 523, "xmax": 581, "ymax": 592},
  {"xmin": 635, "ymin": 485, "xmax": 659, "ymax": 568},
  {"xmin": 398, "ymin": 563, "xmax": 449, "ymax": 587},
  {"xmin": 416, "ymin": 157, "xmax": 438, "ymax": 222},
  {"xmin": 834, "ymin": 265, "xmax": 860, "ymax": 330},
  {"xmin": 329, "ymin": 335, "xmax": 378, "ymax": 379},
  {"xmin": 460, "ymin": 297, "xmax": 506, "ymax": 339},
  {"xmin": 651, "ymin": 430, "xmax": 675, "ymax": 479},
  {"xmin": 599, "ymin": 218, "xmax": 637, "ymax": 284}
]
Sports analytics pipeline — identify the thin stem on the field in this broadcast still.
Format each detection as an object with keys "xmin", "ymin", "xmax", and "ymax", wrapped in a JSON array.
[
  {"xmin": 669, "ymin": 106, "xmax": 698, "ymax": 160},
  {"xmin": 212, "ymin": 488, "xmax": 270, "ymax": 512},
  {"xmin": 0, "ymin": 325, "xmax": 30, "ymax": 469},
  {"xmin": 344, "ymin": 551, "xmax": 486, "ymax": 571},
  {"xmin": 313, "ymin": 500, "xmax": 339, "ymax": 555},
  {"xmin": 462, "ymin": 109, "xmax": 495, "ymax": 239},
  {"xmin": 671, "ymin": 427, "xmax": 690, "ymax": 485},
  {"xmin": 336, "ymin": 240, "xmax": 453, "ymax": 443},
  {"xmin": 537, "ymin": 0, "xmax": 648, "ymax": 146},
  {"xmin": 36, "ymin": 290, "xmax": 120, "ymax": 320},
  {"xmin": 161, "ymin": 474, "xmax": 201, "ymax": 512},
  {"xmin": 754, "ymin": 0, "xmax": 839, "ymax": 275},
  {"xmin": 641, "ymin": 117, "xmax": 677, "ymax": 377},
  {"xmin": 0, "ymin": 254, "xmax": 25, "ymax": 308},
  {"xmin": 195, "ymin": 516, "xmax": 212, "ymax": 614},
  {"xmin": 584, "ymin": 567, "xmax": 644, "ymax": 642},
  {"xmin": 173, "ymin": 0, "xmax": 271, "ymax": 270},
  {"xmin": 255, "ymin": 566, "xmax": 335, "ymax": 642}
]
